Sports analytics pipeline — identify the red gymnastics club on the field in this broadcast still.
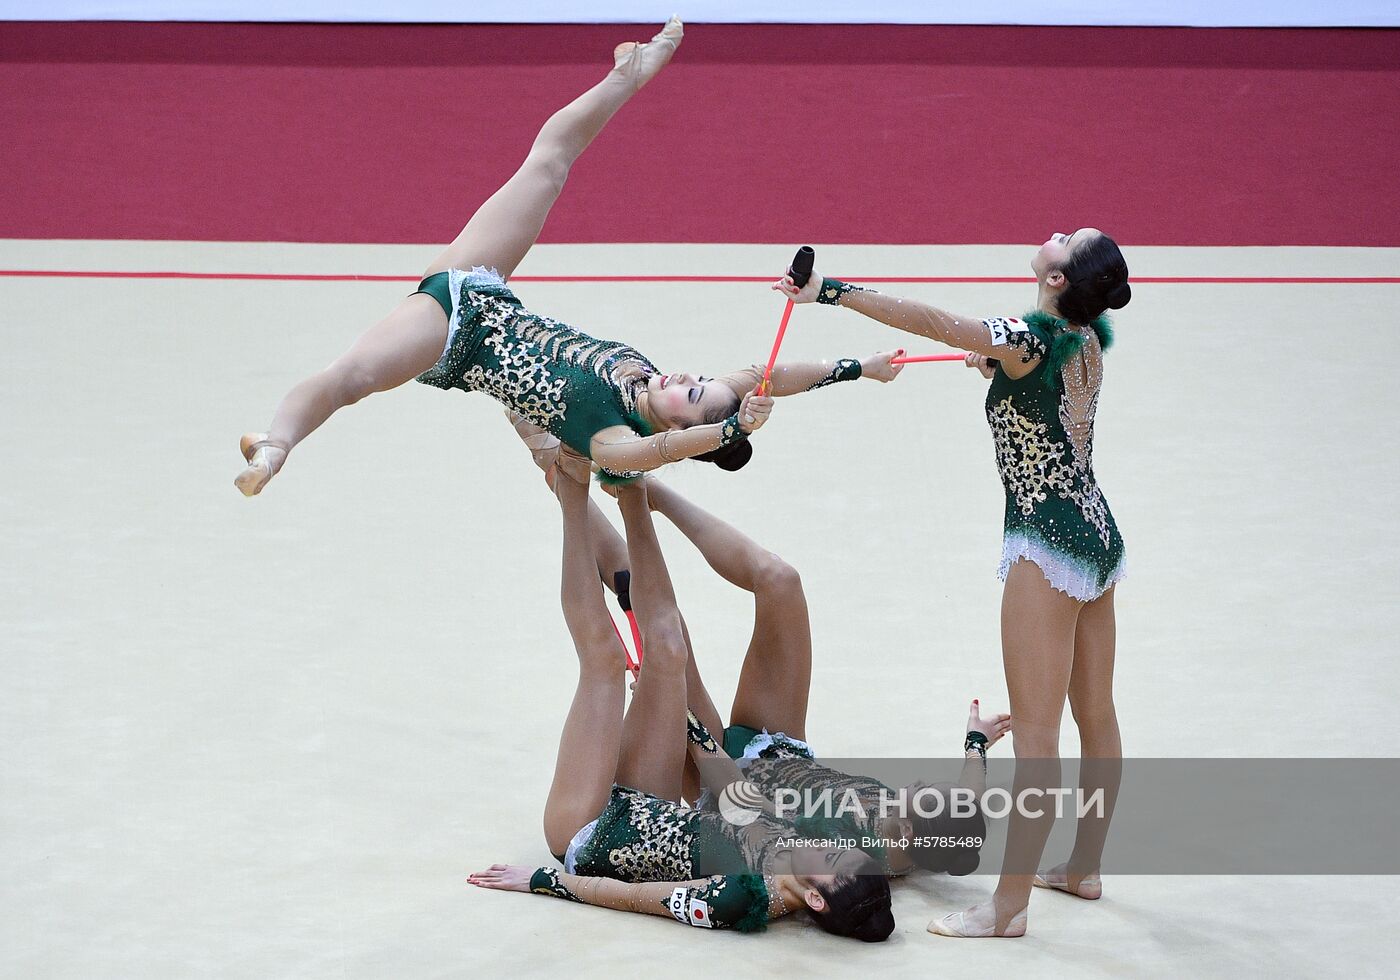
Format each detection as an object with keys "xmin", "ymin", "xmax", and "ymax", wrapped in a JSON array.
[
  {"xmin": 613, "ymin": 570, "xmax": 643, "ymax": 678},
  {"xmin": 761, "ymin": 246, "xmax": 816, "ymax": 394}
]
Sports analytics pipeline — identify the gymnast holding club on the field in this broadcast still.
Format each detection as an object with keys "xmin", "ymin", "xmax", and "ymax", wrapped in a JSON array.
[
  {"xmin": 774, "ymin": 231, "xmax": 1131, "ymax": 938},
  {"xmin": 233, "ymin": 17, "xmax": 902, "ymax": 496}
]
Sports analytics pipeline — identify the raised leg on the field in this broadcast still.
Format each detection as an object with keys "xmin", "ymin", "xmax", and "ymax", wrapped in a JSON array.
[
  {"xmin": 541, "ymin": 466, "xmax": 628, "ymax": 858},
  {"xmin": 612, "ymin": 481, "xmax": 690, "ymax": 802},
  {"xmin": 424, "ymin": 18, "xmax": 682, "ymax": 281},
  {"xmin": 647, "ymin": 480, "xmax": 812, "ymax": 739}
]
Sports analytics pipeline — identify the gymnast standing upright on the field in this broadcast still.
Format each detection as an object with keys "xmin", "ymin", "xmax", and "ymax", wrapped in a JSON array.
[
  {"xmin": 776, "ymin": 230, "xmax": 1131, "ymax": 937},
  {"xmin": 234, "ymin": 17, "xmax": 903, "ymax": 494}
]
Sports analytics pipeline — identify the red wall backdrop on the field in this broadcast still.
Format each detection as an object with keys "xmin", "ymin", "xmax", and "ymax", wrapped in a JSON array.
[{"xmin": 1, "ymin": 22, "xmax": 1396, "ymax": 246}]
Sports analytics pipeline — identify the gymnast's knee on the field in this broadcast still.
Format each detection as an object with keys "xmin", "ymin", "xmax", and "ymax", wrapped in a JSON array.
[
  {"xmin": 328, "ymin": 361, "xmax": 386, "ymax": 406},
  {"xmin": 754, "ymin": 556, "xmax": 802, "ymax": 598},
  {"xmin": 523, "ymin": 149, "xmax": 571, "ymax": 194},
  {"xmin": 641, "ymin": 621, "xmax": 687, "ymax": 667},
  {"xmin": 1068, "ymin": 694, "xmax": 1119, "ymax": 734}
]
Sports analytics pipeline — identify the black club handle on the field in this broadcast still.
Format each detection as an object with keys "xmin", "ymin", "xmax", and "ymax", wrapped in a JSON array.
[
  {"xmin": 613, "ymin": 570, "xmax": 633, "ymax": 612},
  {"xmin": 787, "ymin": 246, "xmax": 815, "ymax": 289}
]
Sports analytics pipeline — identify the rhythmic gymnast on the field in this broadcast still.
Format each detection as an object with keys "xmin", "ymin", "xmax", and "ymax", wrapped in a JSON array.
[
  {"xmin": 775, "ymin": 231, "xmax": 1130, "ymax": 937},
  {"xmin": 234, "ymin": 17, "xmax": 902, "ymax": 495},
  {"xmin": 467, "ymin": 454, "xmax": 894, "ymax": 939}
]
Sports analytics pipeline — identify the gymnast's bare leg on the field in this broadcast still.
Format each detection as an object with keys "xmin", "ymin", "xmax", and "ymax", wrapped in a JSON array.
[{"xmin": 234, "ymin": 19, "xmax": 683, "ymax": 495}]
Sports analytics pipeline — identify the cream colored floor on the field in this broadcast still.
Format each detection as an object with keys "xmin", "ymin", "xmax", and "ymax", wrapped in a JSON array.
[{"xmin": 2, "ymin": 240, "xmax": 1398, "ymax": 978}]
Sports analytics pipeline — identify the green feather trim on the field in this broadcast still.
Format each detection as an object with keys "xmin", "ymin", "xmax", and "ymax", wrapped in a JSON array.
[
  {"xmin": 595, "ymin": 469, "xmax": 641, "ymax": 487},
  {"xmin": 1022, "ymin": 310, "xmax": 1113, "ymax": 390},
  {"xmin": 729, "ymin": 873, "xmax": 771, "ymax": 933}
]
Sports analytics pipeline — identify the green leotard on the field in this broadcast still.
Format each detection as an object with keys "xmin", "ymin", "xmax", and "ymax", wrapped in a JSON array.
[
  {"xmin": 535, "ymin": 785, "xmax": 774, "ymax": 932},
  {"xmin": 573, "ymin": 785, "xmax": 792, "ymax": 882},
  {"xmin": 413, "ymin": 268, "xmax": 656, "ymax": 472},
  {"xmin": 984, "ymin": 310, "xmax": 1126, "ymax": 601}
]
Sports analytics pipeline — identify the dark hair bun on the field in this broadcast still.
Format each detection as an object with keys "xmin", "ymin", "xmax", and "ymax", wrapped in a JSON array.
[
  {"xmin": 850, "ymin": 903, "xmax": 896, "ymax": 943},
  {"xmin": 1053, "ymin": 232, "xmax": 1130, "ymax": 323},
  {"xmin": 694, "ymin": 440, "xmax": 752, "ymax": 472}
]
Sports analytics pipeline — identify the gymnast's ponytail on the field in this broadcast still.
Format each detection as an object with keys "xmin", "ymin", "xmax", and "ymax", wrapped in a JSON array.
[{"xmin": 1054, "ymin": 232, "xmax": 1131, "ymax": 324}]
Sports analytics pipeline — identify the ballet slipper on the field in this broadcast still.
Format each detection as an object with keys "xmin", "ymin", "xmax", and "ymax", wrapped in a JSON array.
[
  {"xmin": 1033, "ymin": 864, "xmax": 1103, "ymax": 900},
  {"xmin": 235, "ymin": 433, "xmax": 289, "ymax": 497},
  {"xmin": 612, "ymin": 16, "xmax": 683, "ymax": 90},
  {"xmin": 927, "ymin": 901, "xmax": 1028, "ymax": 938}
]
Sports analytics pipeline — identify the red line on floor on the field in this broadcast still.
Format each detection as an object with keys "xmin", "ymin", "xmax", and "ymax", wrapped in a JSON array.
[{"xmin": 0, "ymin": 269, "xmax": 1396, "ymax": 285}]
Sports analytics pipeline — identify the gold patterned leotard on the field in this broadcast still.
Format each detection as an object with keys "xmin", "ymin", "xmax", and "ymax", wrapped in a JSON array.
[
  {"xmin": 984, "ymin": 310, "xmax": 1125, "ymax": 600},
  {"xmin": 413, "ymin": 268, "xmax": 657, "ymax": 475}
]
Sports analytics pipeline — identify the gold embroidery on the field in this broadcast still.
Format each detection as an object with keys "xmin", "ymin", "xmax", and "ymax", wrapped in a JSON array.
[
  {"xmin": 453, "ymin": 290, "xmax": 655, "ymax": 432},
  {"xmin": 988, "ymin": 395, "xmax": 1112, "ymax": 548}
]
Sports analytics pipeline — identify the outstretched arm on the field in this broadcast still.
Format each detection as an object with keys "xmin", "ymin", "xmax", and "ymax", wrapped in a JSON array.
[
  {"xmin": 468, "ymin": 866, "xmax": 777, "ymax": 930},
  {"xmin": 715, "ymin": 356, "xmax": 903, "ymax": 399},
  {"xmin": 590, "ymin": 386, "xmax": 771, "ymax": 477},
  {"xmin": 773, "ymin": 272, "xmax": 1048, "ymax": 372}
]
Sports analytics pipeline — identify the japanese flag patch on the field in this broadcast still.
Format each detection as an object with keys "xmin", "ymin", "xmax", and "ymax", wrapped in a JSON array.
[
  {"xmin": 669, "ymin": 888, "xmax": 715, "ymax": 928},
  {"xmin": 984, "ymin": 317, "xmax": 1028, "ymax": 346},
  {"xmin": 686, "ymin": 897, "xmax": 715, "ymax": 928}
]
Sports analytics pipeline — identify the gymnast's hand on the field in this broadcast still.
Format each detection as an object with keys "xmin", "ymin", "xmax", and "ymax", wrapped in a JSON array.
[
  {"xmin": 964, "ymin": 352, "xmax": 997, "ymax": 379},
  {"xmin": 738, "ymin": 387, "xmax": 773, "ymax": 434},
  {"xmin": 771, "ymin": 269, "xmax": 822, "ymax": 304},
  {"xmin": 467, "ymin": 864, "xmax": 533, "ymax": 893},
  {"xmin": 966, "ymin": 699, "xmax": 1012, "ymax": 748},
  {"xmin": 861, "ymin": 350, "xmax": 907, "ymax": 383}
]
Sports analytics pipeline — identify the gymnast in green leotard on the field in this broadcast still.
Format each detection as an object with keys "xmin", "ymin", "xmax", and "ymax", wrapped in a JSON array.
[
  {"xmin": 233, "ymin": 18, "xmax": 902, "ymax": 494},
  {"xmin": 466, "ymin": 451, "xmax": 894, "ymax": 940},
  {"xmin": 468, "ymin": 427, "xmax": 1011, "ymax": 939}
]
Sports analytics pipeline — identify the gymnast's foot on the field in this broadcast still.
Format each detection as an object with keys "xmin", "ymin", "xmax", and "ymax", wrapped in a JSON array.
[
  {"xmin": 1034, "ymin": 863, "xmax": 1102, "ymax": 900},
  {"xmin": 927, "ymin": 899, "xmax": 1028, "ymax": 938},
  {"xmin": 234, "ymin": 433, "xmax": 289, "ymax": 497},
  {"xmin": 612, "ymin": 16, "xmax": 683, "ymax": 90}
]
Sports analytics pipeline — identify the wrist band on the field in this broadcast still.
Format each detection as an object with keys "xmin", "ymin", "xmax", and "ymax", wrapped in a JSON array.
[
  {"xmin": 530, "ymin": 867, "xmax": 583, "ymax": 902},
  {"xmin": 816, "ymin": 278, "xmax": 869, "ymax": 306},
  {"xmin": 964, "ymin": 731, "xmax": 989, "ymax": 759},
  {"xmin": 719, "ymin": 413, "xmax": 749, "ymax": 446},
  {"xmin": 687, "ymin": 710, "xmax": 720, "ymax": 754},
  {"xmin": 804, "ymin": 357, "xmax": 863, "ymax": 391}
]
